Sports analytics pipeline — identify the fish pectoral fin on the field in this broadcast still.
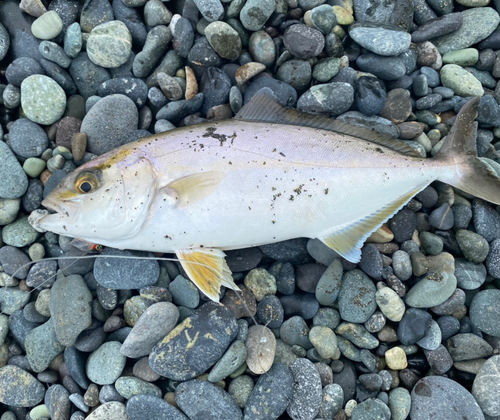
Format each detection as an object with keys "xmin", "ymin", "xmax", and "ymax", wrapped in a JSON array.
[
  {"xmin": 175, "ymin": 248, "xmax": 239, "ymax": 302},
  {"xmin": 161, "ymin": 171, "xmax": 225, "ymax": 207},
  {"xmin": 319, "ymin": 186, "xmax": 424, "ymax": 263}
]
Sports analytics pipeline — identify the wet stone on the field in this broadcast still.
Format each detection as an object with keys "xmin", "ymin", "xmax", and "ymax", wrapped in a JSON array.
[
  {"xmin": 454, "ymin": 259, "xmax": 486, "ymax": 290},
  {"xmin": 315, "ymin": 259, "xmax": 343, "ymax": 307},
  {"xmin": 429, "ymin": 203, "xmax": 454, "ymax": 230},
  {"xmin": 97, "ymin": 77, "xmax": 148, "ymax": 108},
  {"xmin": 471, "ymin": 355, "xmax": 500, "ymax": 417},
  {"xmin": 356, "ymin": 54, "xmax": 406, "ymax": 81},
  {"xmin": 349, "ymin": 22, "xmax": 410, "ymax": 57},
  {"xmin": 473, "ymin": 199, "xmax": 500, "ymax": 243}
]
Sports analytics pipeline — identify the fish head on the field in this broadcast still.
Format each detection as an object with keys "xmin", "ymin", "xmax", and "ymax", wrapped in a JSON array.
[{"xmin": 34, "ymin": 148, "xmax": 158, "ymax": 242}]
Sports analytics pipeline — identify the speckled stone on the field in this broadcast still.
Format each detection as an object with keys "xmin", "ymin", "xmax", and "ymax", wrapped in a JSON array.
[
  {"xmin": 338, "ymin": 269, "xmax": 377, "ymax": 323},
  {"xmin": 405, "ymin": 271, "xmax": 457, "ymax": 308},
  {"xmin": 287, "ymin": 358, "xmax": 322, "ymax": 420},
  {"xmin": 176, "ymin": 379, "xmax": 242, "ymax": 419},
  {"xmin": 85, "ymin": 402, "xmax": 129, "ymax": 420},
  {"xmin": 127, "ymin": 395, "xmax": 188, "ymax": 420},
  {"xmin": 440, "ymin": 64, "xmax": 484, "ymax": 97},
  {"xmin": 149, "ymin": 302, "xmax": 238, "ymax": 380},
  {"xmin": 0, "ymin": 365, "xmax": 45, "ymax": 407},
  {"xmin": 20, "ymin": 75, "xmax": 66, "ymax": 125},
  {"xmin": 115, "ymin": 376, "xmax": 161, "ymax": 400},
  {"xmin": 87, "ymin": 20, "xmax": 132, "ymax": 68},
  {"xmin": 410, "ymin": 376, "xmax": 485, "ymax": 420},
  {"xmin": 25, "ymin": 318, "xmax": 65, "ymax": 372},
  {"xmin": 86, "ymin": 341, "xmax": 126, "ymax": 385}
]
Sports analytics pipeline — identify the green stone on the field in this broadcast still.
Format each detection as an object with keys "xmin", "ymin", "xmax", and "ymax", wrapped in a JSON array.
[
  {"xmin": 249, "ymin": 30, "xmax": 276, "ymax": 68},
  {"xmin": 313, "ymin": 57, "xmax": 341, "ymax": 82},
  {"xmin": 28, "ymin": 243, "xmax": 46, "ymax": 261},
  {"xmin": 30, "ymin": 404, "xmax": 50, "ymax": 420},
  {"xmin": 23, "ymin": 157, "xmax": 46, "ymax": 178},
  {"xmin": 205, "ymin": 21, "xmax": 242, "ymax": 61},
  {"xmin": 2, "ymin": 216, "xmax": 41, "ymax": 247},
  {"xmin": 0, "ymin": 287, "xmax": 31, "ymax": 315},
  {"xmin": 31, "ymin": 11, "xmax": 63, "ymax": 40},
  {"xmin": 0, "ymin": 198, "xmax": 20, "ymax": 225},
  {"xmin": 419, "ymin": 231, "xmax": 444, "ymax": 256},
  {"xmin": 64, "ymin": 22, "xmax": 82, "ymax": 58},
  {"xmin": 456, "ymin": 229, "xmax": 490, "ymax": 263},
  {"xmin": 115, "ymin": 376, "xmax": 162, "ymax": 399},
  {"xmin": 86, "ymin": 21, "xmax": 132, "ymax": 68},
  {"xmin": 433, "ymin": 8, "xmax": 500, "ymax": 54},
  {"xmin": 21, "ymin": 75, "xmax": 66, "ymax": 125},
  {"xmin": 442, "ymin": 48, "xmax": 479, "ymax": 66},
  {"xmin": 440, "ymin": 64, "xmax": 484, "ymax": 97},
  {"xmin": 405, "ymin": 271, "xmax": 457, "ymax": 308}
]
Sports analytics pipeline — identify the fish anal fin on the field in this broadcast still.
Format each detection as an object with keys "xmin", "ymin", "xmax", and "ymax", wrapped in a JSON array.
[
  {"xmin": 236, "ymin": 88, "xmax": 421, "ymax": 158},
  {"xmin": 161, "ymin": 171, "xmax": 225, "ymax": 207},
  {"xmin": 175, "ymin": 248, "xmax": 238, "ymax": 302},
  {"xmin": 319, "ymin": 187, "xmax": 424, "ymax": 263}
]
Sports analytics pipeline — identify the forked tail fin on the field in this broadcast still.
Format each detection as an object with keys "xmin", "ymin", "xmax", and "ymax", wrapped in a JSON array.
[{"xmin": 435, "ymin": 96, "xmax": 500, "ymax": 205}]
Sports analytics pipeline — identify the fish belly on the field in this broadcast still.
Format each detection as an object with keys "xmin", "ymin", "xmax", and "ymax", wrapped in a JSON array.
[{"xmin": 113, "ymin": 121, "xmax": 450, "ymax": 252}]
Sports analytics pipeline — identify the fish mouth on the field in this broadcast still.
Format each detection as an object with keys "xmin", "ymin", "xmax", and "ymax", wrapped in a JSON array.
[{"xmin": 41, "ymin": 197, "xmax": 80, "ymax": 219}]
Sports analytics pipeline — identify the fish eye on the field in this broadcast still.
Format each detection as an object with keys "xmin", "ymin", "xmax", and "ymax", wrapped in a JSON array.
[{"xmin": 75, "ymin": 172, "xmax": 100, "ymax": 194}]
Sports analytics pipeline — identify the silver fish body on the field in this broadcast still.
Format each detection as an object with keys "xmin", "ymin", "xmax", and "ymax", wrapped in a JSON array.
[{"xmin": 30, "ymin": 93, "xmax": 500, "ymax": 300}]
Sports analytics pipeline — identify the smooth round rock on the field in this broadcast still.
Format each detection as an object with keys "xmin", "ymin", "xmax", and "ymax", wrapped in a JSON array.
[
  {"xmin": 31, "ymin": 10, "xmax": 63, "ymax": 40},
  {"xmin": 246, "ymin": 325, "xmax": 276, "ymax": 374},
  {"xmin": 85, "ymin": 402, "xmax": 128, "ymax": 420},
  {"xmin": 376, "ymin": 287, "xmax": 405, "ymax": 322},
  {"xmin": 239, "ymin": 0, "xmax": 275, "ymax": 31},
  {"xmin": 87, "ymin": 21, "xmax": 132, "ymax": 68},
  {"xmin": 127, "ymin": 395, "xmax": 188, "ymax": 420},
  {"xmin": 25, "ymin": 319, "xmax": 65, "ymax": 372},
  {"xmin": 284, "ymin": 24, "xmax": 325, "ymax": 59},
  {"xmin": 287, "ymin": 358, "xmax": 323, "ymax": 420},
  {"xmin": 21, "ymin": 75, "xmax": 66, "ymax": 125},
  {"xmin": 149, "ymin": 302, "xmax": 239, "ymax": 380},
  {"xmin": 209, "ymin": 339, "xmax": 247, "ymax": 381},
  {"xmin": 405, "ymin": 271, "xmax": 457, "ymax": 308},
  {"xmin": 244, "ymin": 363, "xmax": 294, "ymax": 420},
  {"xmin": 309, "ymin": 326, "xmax": 337, "ymax": 359},
  {"xmin": 338, "ymin": 269, "xmax": 377, "ymax": 323},
  {"xmin": 410, "ymin": 376, "xmax": 484, "ymax": 420},
  {"xmin": 440, "ymin": 64, "xmax": 484, "ymax": 97},
  {"xmin": 456, "ymin": 229, "xmax": 490, "ymax": 263},
  {"xmin": 315, "ymin": 259, "xmax": 343, "ymax": 307},
  {"xmin": 115, "ymin": 376, "xmax": 161, "ymax": 400},
  {"xmin": 205, "ymin": 21, "xmax": 242, "ymax": 61},
  {"xmin": 176, "ymin": 379, "xmax": 242, "ymax": 420},
  {"xmin": 469, "ymin": 290, "xmax": 500, "ymax": 338},
  {"xmin": 2, "ymin": 216, "xmax": 40, "ymax": 247},
  {"xmin": 0, "ymin": 365, "xmax": 45, "ymax": 407},
  {"xmin": 86, "ymin": 341, "xmax": 126, "ymax": 385},
  {"xmin": 352, "ymin": 398, "xmax": 391, "ymax": 420},
  {"xmin": 397, "ymin": 308, "xmax": 432, "ymax": 346},
  {"xmin": 349, "ymin": 22, "xmax": 411, "ymax": 56},
  {"xmin": 49, "ymin": 275, "xmax": 92, "ymax": 346},
  {"xmin": 297, "ymin": 82, "xmax": 354, "ymax": 117},
  {"xmin": 472, "ymin": 355, "xmax": 500, "ymax": 417}
]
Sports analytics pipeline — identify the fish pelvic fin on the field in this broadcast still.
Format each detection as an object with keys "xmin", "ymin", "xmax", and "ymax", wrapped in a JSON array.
[
  {"xmin": 435, "ymin": 96, "xmax": 500, "ymax": 205},
  {"xmin": 175, "ymin": 248, "xmax": 239, "ymax": 302},
  {"xmin": 319, "ymin": 186, "xmax": 425, "ymax": 263}
]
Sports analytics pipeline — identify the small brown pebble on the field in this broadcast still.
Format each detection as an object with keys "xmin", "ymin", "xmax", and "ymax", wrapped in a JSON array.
[
  {"xmin": 103, "ymin": 315, "xmax": 126, "ymax": 333},
  {"xmin": 185, "ymin": 66, "xmax": 198, "ymax": 101},
  {"xmin": 164, "ymin": 392, "xmax": 178, "ymax": 408},
  {"xmin": 71, "ymin": 132, "xmax": 87, "ymax": 161},
  {"xmin": 40, "ymin": 169, "xmax": 52, "ymax": 186},
  {"xmin": 133, "ymin": 357, "xmax": 161, "ymax": 382},
  {"xmin": 18, "ymin": 279, "xmax": 30, "ymax": 292},
  {"xmin": 221, "ymin": 286, "xmax": 257, "ymax": 319},
  {"xmin": 235, "ymin": 62, "xmax": 266, "ymax": 85},
  {"xmin": 56, "ymin": 116, "xmax": 82, "ymax": 149},
  {"xmin": 374, "ymin": 243, "xmax": 399, "ymax": 255},
  {"xmin": 206, "ymin": 104, "xmax": 233, "ymax": 121},
  {"xmin": 367, "ymin": 225, "xmax": 394, "ymax": 243},
  {"xmin": 19, "ymin": 0, "xmax": 47, "ymax": 17}
]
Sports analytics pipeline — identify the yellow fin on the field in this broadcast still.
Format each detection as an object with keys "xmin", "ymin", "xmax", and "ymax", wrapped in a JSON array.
[
  {"xmin": 175, "ymin": 248, "xmax": 239, "ymax": 302},
  {"xmin": 163, "ymin": 171, "xmax": 225, "ymax": 207},
  {"xmin": 320, "ymin": 186, "xmax": 424, "ymax": 263}
]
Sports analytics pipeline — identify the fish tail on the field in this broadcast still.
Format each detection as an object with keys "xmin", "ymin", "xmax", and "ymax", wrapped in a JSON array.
[{"xmin": 435, "ymin": 96, "xmax": 500, "ymax": 205}]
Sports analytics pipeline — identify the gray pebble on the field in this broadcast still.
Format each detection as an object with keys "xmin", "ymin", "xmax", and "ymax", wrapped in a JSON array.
[
  {"xmin": 86, "ymin": 341, "xmax": 126, "ymax": 385},
  {"xmin": 338, "ymin": 269, "xmax": 377, "ymax": 323},
  {"xmin": 25, "ymin": 318, "xmax": 65, "ymax": 372},
  {"xmin": 240, "ymin": 0, "xmax": 275, "ymax": 31},
  {"xmin": 287, "ymin": 358, "xmax": 322, "ymax": 420},
  {"xmin": 0, "ymin": 365, "xmax": 45, "ymax": 407}
]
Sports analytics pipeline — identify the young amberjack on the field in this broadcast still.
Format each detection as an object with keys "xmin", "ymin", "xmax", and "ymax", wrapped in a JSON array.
[{"xmin": 30, "ymin": 92, "xmax": 500, "ymax": 301}]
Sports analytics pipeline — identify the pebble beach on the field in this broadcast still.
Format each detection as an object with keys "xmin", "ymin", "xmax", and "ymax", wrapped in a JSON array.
[{"xmin": 0, "ymin": 0, "xmax": 499, "ymax": 419}]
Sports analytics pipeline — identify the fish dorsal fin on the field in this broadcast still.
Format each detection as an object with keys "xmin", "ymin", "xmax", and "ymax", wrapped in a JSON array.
[
  {"xmin": 161, "ymin": 171, "xmax": 225, "ymax": 207},
  {"xmin": 176, "ymin": 248, "xmax": 240, "ymax": 302},
  {"xmin": 320, "ymin": 186, "xmax": 425, "ymax": 263},
  {"xmin": 236, "ymin": 88, "xmax": 421, "ymax": 158}
]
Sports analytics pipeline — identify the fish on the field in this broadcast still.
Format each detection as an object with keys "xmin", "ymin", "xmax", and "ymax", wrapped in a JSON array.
[{"xmin": 29, "ymin": 91, "xmax": 500, "ymax": 301}]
